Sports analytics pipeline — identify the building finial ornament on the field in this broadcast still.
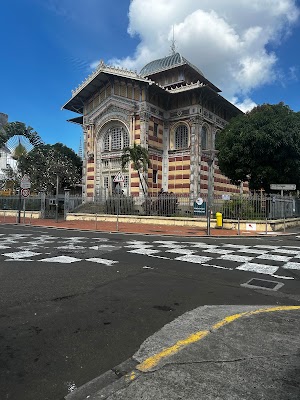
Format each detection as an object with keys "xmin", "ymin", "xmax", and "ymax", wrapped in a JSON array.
[{"xmin": 170, "ymin": 25, "xmax": 176, "ymax": 55}]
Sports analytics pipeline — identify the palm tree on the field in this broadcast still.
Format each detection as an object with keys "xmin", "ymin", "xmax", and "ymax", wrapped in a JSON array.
[{"xmin": 121, "ymin": 142, "xmax": 150, "ymax": 196}]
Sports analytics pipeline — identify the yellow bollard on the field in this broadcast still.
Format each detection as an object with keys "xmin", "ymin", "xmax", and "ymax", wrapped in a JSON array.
[{"xmin": 216, "ymin": 212, "xmax": 223, "ymax": 228}]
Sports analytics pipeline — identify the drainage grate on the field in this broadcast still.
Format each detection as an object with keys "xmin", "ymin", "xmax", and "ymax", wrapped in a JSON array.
[{"xmin": 241, "ymin": 278, "xmax": 284, "ymax": 291}]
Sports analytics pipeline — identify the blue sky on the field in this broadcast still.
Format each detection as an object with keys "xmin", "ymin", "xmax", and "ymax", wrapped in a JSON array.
[{"xmin": 1, "ymin": 0, "xmax": 300, "ymax": 154}]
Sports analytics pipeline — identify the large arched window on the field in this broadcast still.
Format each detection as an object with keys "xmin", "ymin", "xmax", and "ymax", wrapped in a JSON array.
[
  {"xmin": 103, "ymin": 126, "xmax": 129, "ymax": 152},
  {"xmin": 175, "ymin": 124, "xmax": 188, "ymax": 149},
  {"xmin": 201, "ymin": 126, "xmax": 208, "ymax": 150}
]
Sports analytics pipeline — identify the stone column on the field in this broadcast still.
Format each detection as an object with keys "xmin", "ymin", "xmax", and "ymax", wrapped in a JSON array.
[
  {"xmin": 82, "ymin": 125, "xmax": 88, "ymax": 202},
  {"xmin": 162, "ymin": 121, "xmax": 169, "ymax": 192},
  {"xmin": 190, "ymin": 116, "xmax": 201, "ymax": 201},
  {"xmin": 138, "ymin": 103, "xmax": 150, "ymax": 196}
]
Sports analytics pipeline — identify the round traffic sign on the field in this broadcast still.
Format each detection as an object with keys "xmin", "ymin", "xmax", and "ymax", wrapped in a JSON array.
[{"xmin": 21, "ymin": 188, "xmax": 30, "ymax": 197}]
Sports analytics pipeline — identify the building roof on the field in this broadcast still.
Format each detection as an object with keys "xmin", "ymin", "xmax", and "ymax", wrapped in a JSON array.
[{"xmin": 140, "ymin": 52, "xmax": 205, "ymax": 78}]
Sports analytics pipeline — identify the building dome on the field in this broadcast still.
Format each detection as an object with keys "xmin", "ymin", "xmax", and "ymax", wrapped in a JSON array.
[{"xmin": 140, "ymin": 52, "xmax": 205, "ymax": 78}]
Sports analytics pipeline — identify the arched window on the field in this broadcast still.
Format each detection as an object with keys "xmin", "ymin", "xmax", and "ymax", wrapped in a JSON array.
[
  {"xmin": 103, "ymin": 126, "xmax": 129, "ymax": 151},
  {"xmin": 201, "ymin": 126, "xmax": 208, "ymax": 150},
  {"xmin": 175, "ymin": 124, "xmax": 188, "ymax": 149}
]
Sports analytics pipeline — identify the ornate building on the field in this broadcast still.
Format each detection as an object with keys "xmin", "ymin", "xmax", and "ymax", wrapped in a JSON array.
[{"xmin": 63, "ymin": 52, "xmax": 244, "ymax": 201}]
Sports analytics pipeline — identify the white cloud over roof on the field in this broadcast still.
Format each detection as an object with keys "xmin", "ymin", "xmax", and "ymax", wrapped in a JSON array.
[{"xmin": 107, "ymin": 0, "xmax": 299, "ymax": 111}]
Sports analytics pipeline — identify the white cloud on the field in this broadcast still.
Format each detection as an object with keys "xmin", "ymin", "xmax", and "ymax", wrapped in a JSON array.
[
  {"xmin": 98, "ymin": 0, "xmax": 300, "ymax": 108},
  {"xmin": 231, "ymin": 97, "xmax": 257, "ymax": 113}
]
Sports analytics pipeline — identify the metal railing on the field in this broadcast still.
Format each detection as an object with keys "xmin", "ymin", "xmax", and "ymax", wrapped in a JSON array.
[{"xmin": 1, "ymin": 193, "xmax": 299, "ymax": 221}]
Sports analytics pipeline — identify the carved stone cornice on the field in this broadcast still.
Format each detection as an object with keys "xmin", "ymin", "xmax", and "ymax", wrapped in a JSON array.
[{"xmin": 189, "ymin": 115, "xmax": 202, "ymax": 126}]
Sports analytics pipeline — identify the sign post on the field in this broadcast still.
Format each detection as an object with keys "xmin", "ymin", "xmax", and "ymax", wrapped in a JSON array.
[
  {"xmin": 113, "ymin": 172, "xmax": 125, "ymax": 231},
  {"xmin": 19, "ymin": 175, "xmax": 31, "ymax": 223}
]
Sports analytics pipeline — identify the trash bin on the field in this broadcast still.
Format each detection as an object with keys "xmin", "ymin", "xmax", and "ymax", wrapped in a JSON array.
[{"xmin": 216, "ymin": 212, "xmax": 223, "ymax": 228}]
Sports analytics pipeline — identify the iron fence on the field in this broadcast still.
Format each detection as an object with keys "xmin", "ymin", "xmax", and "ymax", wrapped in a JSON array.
[
  {"xmin": 1, "ymin": 193, "xmax": 299, "ymax": 221},
  {"xmin": 76, "ymin": 193, "xmax": 300, "ymax": 220},
  {"xmin": 0, "ymin": 195, "xmax": 41, "ymax": 211}
]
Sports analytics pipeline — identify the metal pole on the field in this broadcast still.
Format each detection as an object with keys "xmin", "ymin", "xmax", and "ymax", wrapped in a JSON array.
[
  {"xmin": 23, "ymin": 198, "xmax": 26, "ymax": 224},
  {"xmin": 116, "ymin": 192, "xmax": 120, "ymax": 232},
  {"xmin": 18, "ymin": 187, "xmax": 22, "ymax": 223},
  {"xmin": 207, "ymin": 158, "xmax": 213, "ymax": 236},
  {"xmin": 55, "ymin": 174, "xmax": 59, "ymax": 222}
]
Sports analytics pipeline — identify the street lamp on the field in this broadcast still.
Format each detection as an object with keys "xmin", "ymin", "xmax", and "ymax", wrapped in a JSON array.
[{"xmin": 202, "ymin": 150, "xmax": 219, "ymax": 235}]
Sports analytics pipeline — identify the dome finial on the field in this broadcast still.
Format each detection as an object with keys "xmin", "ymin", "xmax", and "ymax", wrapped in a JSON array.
[{"xmin": 170, "ymin": 25, "xmax": 176, "ymax": 55}]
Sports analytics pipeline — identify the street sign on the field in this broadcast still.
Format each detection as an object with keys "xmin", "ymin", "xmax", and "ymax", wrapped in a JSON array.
[
  {"xmin": 21, "ymin": 175, "xmax": 31, "ymax": 189},
  {"xmin": 21, "ymin": 188, "xmax": 30, "ymax": 197},
  {"xmin": 270, "ymin": 184, "xmax": 296, "ymax": 191},
  {"xmin": 194, "ymin": 201, "xmax": 206, "ymax": 215},
  {"xmin": 113, "ymin": 171, "xmax": 124, "ymax": 183}
]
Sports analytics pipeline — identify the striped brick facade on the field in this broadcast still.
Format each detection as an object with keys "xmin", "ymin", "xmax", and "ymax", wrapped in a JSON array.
[{"xmin": 63, "ymin": 54, "xmax": 245, "ymax": 200}]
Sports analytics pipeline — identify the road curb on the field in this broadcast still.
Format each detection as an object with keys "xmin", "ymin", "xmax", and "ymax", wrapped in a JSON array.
[
  {"xmin": 64, "ymin": 358, "xmax": 138, "ymax": 400},
  {"xmin": 64, "ymin": 305, "xmax": 300, "ymax": 399}
]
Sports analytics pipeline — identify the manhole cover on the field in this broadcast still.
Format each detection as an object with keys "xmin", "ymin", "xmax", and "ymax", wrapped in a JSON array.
[{"xmin": 241, "ymin": 278, "xmax": 284, "ymax": 291}]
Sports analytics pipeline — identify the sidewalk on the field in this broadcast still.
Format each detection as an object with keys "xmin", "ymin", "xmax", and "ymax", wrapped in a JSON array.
[
  {"xmin": 0, "ymin": 216, "xmax": 280, "ymax": 237},
  {"xmin": 66, "ymin": 305, "xmax": 300, "ymax": 400}
]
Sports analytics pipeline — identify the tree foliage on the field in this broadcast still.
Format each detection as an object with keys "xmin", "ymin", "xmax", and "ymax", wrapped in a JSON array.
[
  {"xmin": 18, "ymin": 143, "xmax": 82, "ymax": 194},
  {"xmin": 1, "ymin": 121, "xmax": 43, "ymax": 148},
  {"xmin": 216, "ymin": 103, "xmax": 300, "ymax": 191},
  {"xmin": 121, "ymin": 142, "xmax": 150, "ymax": 196}
]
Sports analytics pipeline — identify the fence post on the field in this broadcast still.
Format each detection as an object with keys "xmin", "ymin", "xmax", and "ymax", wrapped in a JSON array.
[
  {"xmin": 40, "ymin": 191, "xmax": 46, "ymax": 219},
  {"xmin": 64, "ymin": 189, "xmax": 70, "ymax": 220}
]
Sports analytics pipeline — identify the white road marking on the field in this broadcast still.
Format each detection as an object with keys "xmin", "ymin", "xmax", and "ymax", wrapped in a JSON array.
[
  {"xmin": 237, "ymin": 262, "xmax": 278, "ymax": 275},
  {"xmin": 271, "ymin": 274, "xmax": 294, "ymax": 280},
  {"xmin": 148, "ymin": 255, "xmax": 170, "ymax": 259},
  {"xmin": 174, "ymin": 254, "xmax": 212, "ymax": 264},
  {"xmin": 124, "ymin": 244, "xmax": 154, "ymax": 249},
  {"xmin": 2, "ymin": 250, "xmax": 41, "ymax": 259},
  {"xmin": 189, "ymin": 243, "xmax": 218, "ymax": 249},
  {"xmin": 219, "ymin": 254, "xmax": 253, "ymax": 263},
  {"xmin": 202, "ymin": 249, "xmax": 234, "ymax": 255},
  {"xmin": 40, "ymin": 256, "xmax": 81, "ymax": 263},
  {"xmin": 272, "ymin": 248, "xmax": 300, "ymax": 255},
  {"xmin": 56, "ymin": 245, "xmax": 86, "ymax": 250},
  {"xmin": 166, "ymin": 248, "xmax": 196, "ymax": 255},
  {"xmin": 237, "ymin": 248, "xmax": 269, "ymax": 254},
  {"xmin": 88, "ymin": 245, "xmax": 118, "ymax": 250},
  {"xmin": 256, "ymin": 254, "xmax": 291, "ymax": 262},
  {"xmin": 128, "ymin": 248, "xmax": 161, "ymax": 255},
  {"xmin": 282, "ymin": 262, "xmax": 300, "ymax": 270},
  {"xmin": 202, "ymin": 263, "xmax": 233, "ymax": 270},
  {"xmin": 86, "ymin": 258, "xmax": 118, "ymax": 266}
]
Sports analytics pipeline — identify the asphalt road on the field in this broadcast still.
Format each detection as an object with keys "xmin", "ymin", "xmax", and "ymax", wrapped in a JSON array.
[{"xmin": 0, "ymin": 224, "xmax": 299, "ymax": 400}]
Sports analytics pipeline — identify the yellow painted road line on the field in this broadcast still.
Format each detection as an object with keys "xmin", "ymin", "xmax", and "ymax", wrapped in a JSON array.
[{"xmin": 136, "ymin": 305, "xmax": 300, "ymax": 373}]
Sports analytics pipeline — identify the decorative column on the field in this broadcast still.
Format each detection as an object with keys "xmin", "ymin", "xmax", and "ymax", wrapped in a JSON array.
[
  {"xmin": 82, "ymin": 125, "xmax": 88, "ymax": 202},
  {"xmin": 162, "ymin": 121, "xmax": 169, "ymax": 192},
  {"xmin": 138, "ymin": 103, "xmax": 150, "ymax": 196},
  {"xmin": 139, "ymin": 103, "xmax": 149, "ymax": 148},
  {"xmin": 189, "ymin": 116, "xmax": 201, "ymax": 201}
]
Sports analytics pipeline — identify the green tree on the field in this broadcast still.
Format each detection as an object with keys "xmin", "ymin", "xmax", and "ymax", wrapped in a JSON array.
[
  {"xmin": 1, "ymin": 121, "xmax": 43, "ymax": 148},
  {"xmin": 18, "ymin": 144, "xmax": 82, "ymax": 194},
  {"xmin": 121, "ymin": 142, "xmax": 150, "ymax": 196},
  {"xmin": 216, "ymin": 103, "xmax": 300, "ymax": 191}
]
